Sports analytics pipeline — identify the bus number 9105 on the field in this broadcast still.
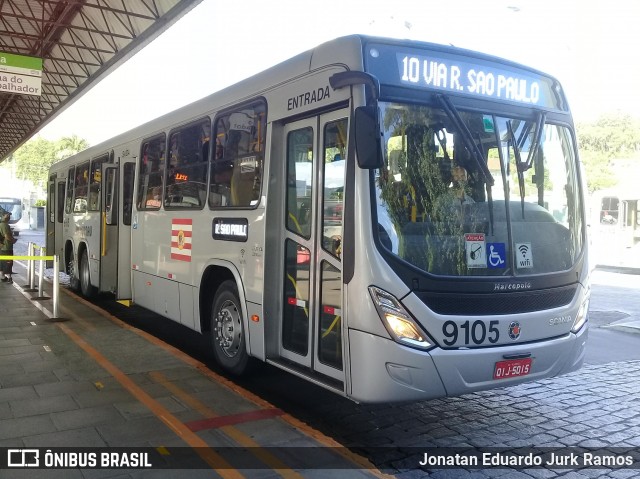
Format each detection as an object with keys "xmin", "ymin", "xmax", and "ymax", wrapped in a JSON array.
[{"xmin": 442, "ymin": 320, "xmax": 499, "ymax": 346}]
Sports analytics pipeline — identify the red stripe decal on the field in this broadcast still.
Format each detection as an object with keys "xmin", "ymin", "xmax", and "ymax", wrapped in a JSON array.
[
  {"xmin": 172, "ymin": 218, "xmax": 192, "ymax": 225},
  {"xmin": 185, "ymin": 408, "xmax": 284, "ymax": 432}
]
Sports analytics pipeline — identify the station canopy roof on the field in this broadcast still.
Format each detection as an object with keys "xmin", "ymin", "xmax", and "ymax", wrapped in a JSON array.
[{"xmin": 0, "ymin": 0, "xmax": 203, "ymax": 162}]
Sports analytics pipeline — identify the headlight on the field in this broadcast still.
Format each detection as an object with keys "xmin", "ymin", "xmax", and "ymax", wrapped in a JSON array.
[
  {"xmin": 369, "ymin": 286, "xmax": 434, "ymax": 350},
  {"xmin": 571, "ymin": 297, "xmax": 590, "ymax": 333}
]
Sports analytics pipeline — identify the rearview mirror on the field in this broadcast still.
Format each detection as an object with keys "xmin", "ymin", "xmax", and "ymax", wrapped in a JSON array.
[{"xmin": 355, "ymin": 106, "xmax": 383, "ymax": 169}]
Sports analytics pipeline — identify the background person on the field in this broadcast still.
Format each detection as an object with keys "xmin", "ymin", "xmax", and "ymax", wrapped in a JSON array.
[{"xmin": 0, "ymin": 211, "xmax": 17, "ymax": 284}]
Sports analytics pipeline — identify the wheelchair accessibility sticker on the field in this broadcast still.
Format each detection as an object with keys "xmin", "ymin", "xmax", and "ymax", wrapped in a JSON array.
[{"xmin": 487, "ymin": 243, "xmax": 506, "ymax": 268}]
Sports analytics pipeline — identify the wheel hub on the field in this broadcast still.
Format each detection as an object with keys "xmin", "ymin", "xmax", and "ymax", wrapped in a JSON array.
[{"xmin": 215, "ymin": 300, "xmax": 241, "ymax": 358}]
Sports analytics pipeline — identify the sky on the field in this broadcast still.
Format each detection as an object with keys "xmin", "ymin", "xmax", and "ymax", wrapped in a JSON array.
[{"xmin": 38, "ymin": 0, "xmax": 640, "ymax": 146}]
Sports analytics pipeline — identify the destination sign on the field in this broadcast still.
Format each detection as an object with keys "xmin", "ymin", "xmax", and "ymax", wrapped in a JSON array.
[
  {"xmin": 212, "ymin": 217, "xmax": 248, "ymax": 242},
  {"xmin": 364, "ymin": 43, "xmax": 564, "ymax": 110},
  {"xmin": 398, "ymin": 53, "xmax": 543, "ymax": 105}
]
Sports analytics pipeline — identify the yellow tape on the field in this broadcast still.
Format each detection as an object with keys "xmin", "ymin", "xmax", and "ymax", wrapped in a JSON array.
[{"xmin": 0, "ymin": 255, "xmax": 55, "ymax": 260}]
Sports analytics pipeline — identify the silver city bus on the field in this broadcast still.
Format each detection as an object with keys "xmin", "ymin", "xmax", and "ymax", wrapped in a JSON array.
[{"xmin": 47, "ymin": 35, "xmax": 589, "ymax": 403}]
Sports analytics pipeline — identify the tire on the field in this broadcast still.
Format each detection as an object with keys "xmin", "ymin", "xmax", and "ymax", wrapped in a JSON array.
[
  {"xmin": 68, "ymin": 257, "xmax": 80, "ymax": 291},
  {"xmin": 210, "ymin": 280, "xmax": 251, "ymax": 375},
  {"xmin": 79, "ymin": 249, "xmax": 97, "ymax": 298}
]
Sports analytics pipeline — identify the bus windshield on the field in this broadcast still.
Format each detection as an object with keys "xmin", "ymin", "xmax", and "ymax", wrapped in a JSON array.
[{"xmin": 375, "ymin": 100, "xmax": 583, "ymax": 277}]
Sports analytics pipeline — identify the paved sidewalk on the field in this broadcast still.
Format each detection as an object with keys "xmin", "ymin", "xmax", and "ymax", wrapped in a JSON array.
[
  {"xmin": 0, "ymin": 267, "xmax": 384, "ymax": 478},
  {"xmin": 592, "ymin": 269, "xmax": 640, "ymax": 335}
]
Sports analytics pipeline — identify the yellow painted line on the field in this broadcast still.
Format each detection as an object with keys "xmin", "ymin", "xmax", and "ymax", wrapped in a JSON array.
[
  {"xmin": 54, "ymin": 320, "xmax": 244, "ymax": 478},
  {"xmin": 149, "ymin": 371, "xmax": 304, "ymax": 479}
]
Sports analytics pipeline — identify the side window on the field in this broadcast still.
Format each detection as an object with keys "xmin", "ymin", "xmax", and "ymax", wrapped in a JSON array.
[
  {"xmin": 73, "ymin": 162, "xmax": 89, "ymax": 213},
  {"xmin": 123, "ymin": 163, "xmax": 135, "ymax": 225},
  {"xmin": 88, "ymin": 154, "xmax": 108, "ymax": 211},
  {"xmin": 57, "ymin": 182, "xmax": 65, "ymax": 223},
  {"xmin": 165, "ymin": 119, "xmax": 210, "ymax": 208},
  {"xmin": 48, "ymin": 177, "xmax": 55, "ymax": 224},
  {"xmin": 104, "ymin": 168, "xmax": 117, "ymax": 225},
  {"xmin": 65, "ymin": 167, "xmax": 75, "ymax": 214},
  {"xmin": 322, "ymin": 119, "xmax": 347, "ymax": 259},
  {"xmin": 285, "ymin": 127, "xmax": 314, "ymax": 239},
  {"xmin": 209, "ymin": 99, "xmax": 266, "ymax": 208},
  {"xmin": 137, "ymin": 135, "xmax": 166, "ymax": 210}
]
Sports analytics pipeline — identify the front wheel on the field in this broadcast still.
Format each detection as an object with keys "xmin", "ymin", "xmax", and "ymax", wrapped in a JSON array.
[{"xmin": 210, "ymin": 280, "xmax": 251, "ymax": 375}]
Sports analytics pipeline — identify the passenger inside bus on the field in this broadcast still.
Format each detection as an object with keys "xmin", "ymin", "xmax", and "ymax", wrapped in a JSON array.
[
  {"xmin": 164, "ymin": 122, "xmax": 209, "ymax": 207},
  {"xmin": 432, "ymin": 163, "xmax": 475, "ymax": 221},
  {"xmin": 208, "ymin": 103, "xmax": 265, "ymax": 208},
  {"xmin": 139, "ymin": 139, "xmax": 165, "ymax": 209}
]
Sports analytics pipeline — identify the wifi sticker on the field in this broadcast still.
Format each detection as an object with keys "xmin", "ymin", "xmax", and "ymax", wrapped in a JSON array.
[{"xmin": 515, "ymin": 243, "xmax": 533, "ymax": 269}]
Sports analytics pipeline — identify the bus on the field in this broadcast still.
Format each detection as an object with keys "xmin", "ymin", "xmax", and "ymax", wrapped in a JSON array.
[
  {"xmin": 599, "ymin": 195, "xmax": 619, "ymax": 224},
  {"xmin": 47, "ymin": 35, "xmax": 589, "ymax": 403},
  {"xmin": 0, "ymin": 197, "xmax": 24, "ymax": 236}
]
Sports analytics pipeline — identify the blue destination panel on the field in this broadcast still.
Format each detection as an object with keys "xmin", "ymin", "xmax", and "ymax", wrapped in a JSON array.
[{"xmin": 365, "ymin": 42, "xmax": 565, "ymax": 110}]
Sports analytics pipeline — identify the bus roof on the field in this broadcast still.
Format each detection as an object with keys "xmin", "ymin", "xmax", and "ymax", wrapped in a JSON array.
[{"xmin": 51, "ymin": 35, "xmax": 568, "ymax": 171}]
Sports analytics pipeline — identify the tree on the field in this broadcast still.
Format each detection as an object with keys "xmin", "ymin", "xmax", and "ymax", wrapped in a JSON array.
[
  {"xmin": 57, "ymin": 135, "xmax": 89, "ymax": 159},
  {"xmin": 576, "ymin": 112, "xmax": 640, "ymax": 192},
  {"xmin": 12, "ymin": 135, "xmax": 89, "ymax": 188},
  {"xmin": 579, "ymin": 150, "xmax": 617, "ymax": 192},
  {"xmin": 13, "ymin": 137, "xmax": 58, "ymax": 186}
]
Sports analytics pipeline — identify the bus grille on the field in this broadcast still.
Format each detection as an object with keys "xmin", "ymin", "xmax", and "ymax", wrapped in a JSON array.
[{"xmin": 414, "ymin": 285, "xmax": 578, "ymax": 316}]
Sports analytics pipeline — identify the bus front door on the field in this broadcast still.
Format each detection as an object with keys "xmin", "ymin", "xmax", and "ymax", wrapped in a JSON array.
[{"xmin": 279, "ymin": 112, "xmax": 348, "ymax": 383}]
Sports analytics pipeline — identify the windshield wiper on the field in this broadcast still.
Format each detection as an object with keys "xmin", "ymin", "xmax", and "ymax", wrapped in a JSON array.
[
  {"xmin": 508, "ymin": 113, "xmax": 546, "ymax": 217},
  {"xmin": 437, "ymin": 95, "xmax": 494, "ymax": 186},
  {"xmin": 437, "ymin": 94, "xmax": 495, "ymax": 233},
  {"xmin": 507, "ymin": 120, "xmax": 526, "ymax": 219},
  {"xmin": 526, "ymin": 112, "xmax": 546, "ymax": 207},
  {"xmin": 521, "ymin": 112, "xmax": 546, "ymax": 172}
]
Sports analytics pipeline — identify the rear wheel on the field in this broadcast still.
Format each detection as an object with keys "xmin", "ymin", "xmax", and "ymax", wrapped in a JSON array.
[
  {"xmin": 210, "ymin": 280, "xmax": 251, "ymax": 375},
  {"xmin": 79, "ymin": 249, "xmax": 97, "ymax": 298},
  {"xmin": 67, "ymin": 257, "xmax": 79, "ymax": 291}
]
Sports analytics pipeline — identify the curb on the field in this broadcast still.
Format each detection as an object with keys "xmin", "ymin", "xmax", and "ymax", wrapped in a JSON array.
[
  {"xmin": 604, "ymin": 323, "xmax": 640, "ymax": 335},
  {"xmin": 595, "ymin": 265, "xmax": 640, "ymax": 275}
]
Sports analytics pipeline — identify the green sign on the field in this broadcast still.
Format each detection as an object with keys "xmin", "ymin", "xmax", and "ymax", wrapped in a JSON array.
[
  {"xmin": 0, "ymin": 51, "xmax": 43, "ymax": 96},
  {"xmin": 0, "ymin": 52, "xmax": 43, "ymax": 72}
]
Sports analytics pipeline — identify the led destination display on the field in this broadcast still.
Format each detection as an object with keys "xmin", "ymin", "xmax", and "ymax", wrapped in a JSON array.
[{"xmin": 365, "ymin": 42, "xmax": 564, "ymax": 110}]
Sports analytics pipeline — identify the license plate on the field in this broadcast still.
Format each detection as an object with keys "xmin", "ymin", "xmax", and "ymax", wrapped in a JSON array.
[{"xmin": 493, "ymin": 358, "xmax": 532, "ymax": 380}]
